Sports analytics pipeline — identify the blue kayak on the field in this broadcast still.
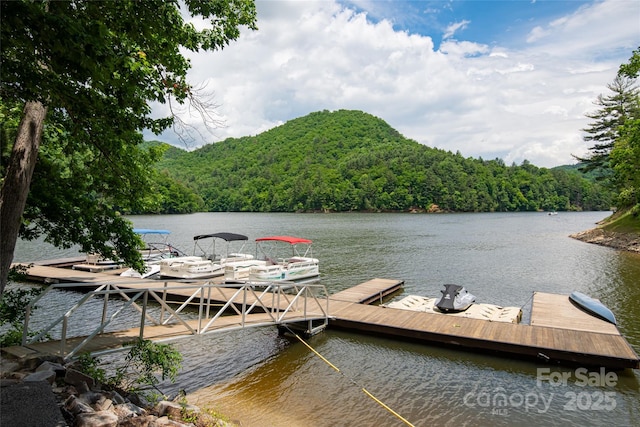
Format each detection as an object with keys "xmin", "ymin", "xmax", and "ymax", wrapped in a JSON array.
[{"xmin": 569, "ymin": 291, "xmax": 617, "ymax": 325}]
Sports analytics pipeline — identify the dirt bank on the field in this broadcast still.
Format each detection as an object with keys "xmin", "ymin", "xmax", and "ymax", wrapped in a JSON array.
[{"xmin": 570, "ymin": 228, "xmax": 640, "ymax": 253}]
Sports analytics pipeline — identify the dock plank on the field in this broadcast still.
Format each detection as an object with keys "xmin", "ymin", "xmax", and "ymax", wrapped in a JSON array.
[
  {"xmin": 530, "ymin": 292, "xmax": 619, "ymax": 334},
  {"xmin": 330, "ymin": 278, "xmax": 403, "ymax": 304}
]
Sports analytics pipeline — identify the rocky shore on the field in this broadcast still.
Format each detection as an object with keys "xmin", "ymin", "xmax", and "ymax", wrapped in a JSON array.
[
  {"xmin": 0, "ymin": 352, "xmax": 237, "ymax": 427},
  {"xmin": 570, "ymin": 228, "xmax": 640, "ymax": 253}
]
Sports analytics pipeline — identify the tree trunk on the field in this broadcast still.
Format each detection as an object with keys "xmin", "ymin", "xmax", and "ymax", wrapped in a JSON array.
[{"xmin": 0, "ymin": 101, "xmax": 48, "ymax": 296}]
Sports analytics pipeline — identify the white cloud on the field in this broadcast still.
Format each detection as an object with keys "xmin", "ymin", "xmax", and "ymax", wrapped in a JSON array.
[
  {"xmin": 150, "ymin": 0, "xmax": 640, "ymax": 168},
  {"xmin": 443, "ymin": 19, "xmax": 470, "ymax": 40}
]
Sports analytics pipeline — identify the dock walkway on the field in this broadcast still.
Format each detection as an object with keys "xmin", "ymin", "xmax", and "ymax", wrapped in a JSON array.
[{"xmin": 9, "ymin": 263, "xmax": 640, "ymax": 369}]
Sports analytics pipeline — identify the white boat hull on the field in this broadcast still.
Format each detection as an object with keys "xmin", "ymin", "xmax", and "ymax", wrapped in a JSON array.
[
  {"xmin": 224, "ymin": 260, "xmax": 268, "ymax": 281},
  {"xmin": 248, "ymin": 258, "xmax": 319, "ymax": 282},
  {"xmin": 120, "ymin": 264, "xmax": 161, "ymax": 279},
  {"xmin": 158, "ymin": 256, "xmax": 223, "ymax": 279}
]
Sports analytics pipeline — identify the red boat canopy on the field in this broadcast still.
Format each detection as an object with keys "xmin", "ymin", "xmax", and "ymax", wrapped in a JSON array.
[{"xmin": 256, "ymin": 236, "xmax": 312, "ymax": 245}]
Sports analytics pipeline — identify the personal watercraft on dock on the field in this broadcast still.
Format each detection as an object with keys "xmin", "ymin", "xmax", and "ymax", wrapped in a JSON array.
[{"xmin": 435, "ymin": 284, "xmax": 476, "ymax": 312}]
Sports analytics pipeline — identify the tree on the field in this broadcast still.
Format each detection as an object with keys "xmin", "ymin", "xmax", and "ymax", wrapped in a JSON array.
[
  {"xmin": 0, "ymin": 0, "xmax": 257, "ymax": 295},
  {"xmin": 609, "ymin": 49, "xmax": 640, "ymax": 209},
  {"xmin": 576, "ymin": 74, "xmax": 640, "ymax": 177}
]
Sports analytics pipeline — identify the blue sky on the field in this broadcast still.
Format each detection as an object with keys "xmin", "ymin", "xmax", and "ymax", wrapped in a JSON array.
[
  {"xmin": 154, "ymin": 0, "xmax": 640, "ymax": 167},
  {"xmin": 344, "ymin": 1, "xmax": 594, "ymax": 48}
]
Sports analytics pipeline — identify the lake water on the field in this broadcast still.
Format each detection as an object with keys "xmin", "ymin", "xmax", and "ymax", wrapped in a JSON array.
[{"xmin": 11, "ymin": 212, "xmax": 640, "ymax": 427}]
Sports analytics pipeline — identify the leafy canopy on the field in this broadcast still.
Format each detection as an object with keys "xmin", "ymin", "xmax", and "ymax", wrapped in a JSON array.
[
  {"xmin": 0, "ymin": 0, "xmax": 256, "ymax": 276},
  {"xmin": 578, "ymin": 48, "xmax": 640, "ymax": 211}
]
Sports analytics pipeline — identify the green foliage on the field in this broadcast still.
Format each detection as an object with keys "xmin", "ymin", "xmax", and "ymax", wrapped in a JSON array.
[
  {"xmin": 608, "ymin": 49, "xmax": 640, "ymax": 210},
  {"xmin": 176, "ymin": 394, "xmax": 199, "ymax": 423},
  {"xmin": 76, "ymin": 352, "xmax": 109, "ymax": 385},
  {"xmin": 619, "ymin": 47, "xmax": 640, "ymax": 79},
  {"xmin": 0, "ymin": 286, "xmax": 43, "ymax": 347},
  {"xmin": 155, "ymin": 110, "xmax": 613, "ymax": 213},
  {"xmin": 577, "ymin": 49, "xmax": 640, "ymax": 212},
  {"xmin": 124, "ymin": 339, "xmax": 182, "ymax": 388},
  {"xmin": 77, "ymin": 339, "xmax": 182, "ymax": 395},
  {"xmin": 0, "ymin": 0, "xmax": 257, "ymax": 281}
]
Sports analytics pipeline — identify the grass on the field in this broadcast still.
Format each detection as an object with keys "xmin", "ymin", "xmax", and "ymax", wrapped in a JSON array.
[{"xmin": 600, "ymin": 205, "xmax": 640, "ymax": 234}]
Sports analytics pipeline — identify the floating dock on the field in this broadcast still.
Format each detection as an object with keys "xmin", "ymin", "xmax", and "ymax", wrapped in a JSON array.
[
  {"xmin": 330, "ymin": 289, "xmax": 639, "ymax": 369},
  {"xmin": 383, "ymin": 295, "xmax": 523, "ymax": 323},
  {"xmin": 10, "ymin": 261, "xmax": 640, "ymax": 369}
]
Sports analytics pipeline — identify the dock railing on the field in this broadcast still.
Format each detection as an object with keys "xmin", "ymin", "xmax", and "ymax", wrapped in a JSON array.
[{"xmin": 21, "ymin": 280, "xmax": 330, "ymax": 360}]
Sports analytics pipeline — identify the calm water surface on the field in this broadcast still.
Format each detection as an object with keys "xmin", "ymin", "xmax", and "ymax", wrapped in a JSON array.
[{"xmin": 12, "ymin": 212, "xmax": 640, "ymax": 427}]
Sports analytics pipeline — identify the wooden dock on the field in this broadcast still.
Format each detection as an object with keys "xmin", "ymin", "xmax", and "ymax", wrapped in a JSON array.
[
  {"xmin": 10, "ymin": 262, "xmax": 640, "ymax": 369},
  {"xmin": 328, "ymin": 288, "xmax": 639, "ymax": 369}
]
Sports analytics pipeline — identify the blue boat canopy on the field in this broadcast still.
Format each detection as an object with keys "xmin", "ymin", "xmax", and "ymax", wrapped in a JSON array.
[{"xmin": 133, "ymin": 229, "xmax": 171, "ymax": 235}]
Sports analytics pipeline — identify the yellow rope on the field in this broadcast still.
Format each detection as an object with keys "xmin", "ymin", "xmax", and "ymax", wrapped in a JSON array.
[
  {"xmin": 290, "ymin": 329, "xmax": 415, "ymax": 427},
  {"xmin": 361, "ymin": 387, "xmax": 415, "ymax": 427}
]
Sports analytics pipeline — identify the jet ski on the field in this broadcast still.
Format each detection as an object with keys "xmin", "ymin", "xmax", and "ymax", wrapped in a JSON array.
[{"xmin": 435, "ymin": 284, "xmax": 476, "ymax": 312}]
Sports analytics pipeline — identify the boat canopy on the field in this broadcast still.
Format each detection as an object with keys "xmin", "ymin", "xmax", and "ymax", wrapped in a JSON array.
[
  {"xmin": 133, "ymin": 229, "xmax": 171, "ymax": 235},
  {"xmin": 193, "ymin": 232, "xmax": 248, "ymax": 242},
  {"xmin": 256, "ymin": 236, "xmax": 312, "ymax": 245}
]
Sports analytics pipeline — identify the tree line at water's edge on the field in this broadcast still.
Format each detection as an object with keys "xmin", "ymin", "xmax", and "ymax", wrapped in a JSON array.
[{"xmin": 140, "ymin": 109, "xmax": 613, "ymax": 215}]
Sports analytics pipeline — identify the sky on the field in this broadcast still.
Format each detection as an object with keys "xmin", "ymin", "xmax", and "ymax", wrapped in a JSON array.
[{"xmin": 151, "ymin": 0, "xmax": 640, "ymax": 168}]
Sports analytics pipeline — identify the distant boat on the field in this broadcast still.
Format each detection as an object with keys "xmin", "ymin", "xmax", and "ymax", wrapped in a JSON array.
[
  {"xmin": 548, "ymin": 211, "xmax": 558, "ymax": 215},
  {"xmin": 569, "ymin": 291, "xmax": 616, "ymax": 325},
  {"xmin": 78, "ymin": 228, "xmax": 184, "ymax": 277}
]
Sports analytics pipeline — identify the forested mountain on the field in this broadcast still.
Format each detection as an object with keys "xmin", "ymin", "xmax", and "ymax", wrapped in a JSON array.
[{"xmin": 154, "ymin": 110, "xmax": 612, "ymax": 213}]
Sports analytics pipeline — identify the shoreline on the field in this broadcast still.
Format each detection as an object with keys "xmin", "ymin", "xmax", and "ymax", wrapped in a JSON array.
[{"xmin": 569, "ymin": 228, "xmax": 640, "ymax": 253}]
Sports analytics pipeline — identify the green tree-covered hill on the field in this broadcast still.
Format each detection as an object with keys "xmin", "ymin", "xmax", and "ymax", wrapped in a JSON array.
[{"xmin": 155, "ymin": 109, "xmax": 612, "ymax": 213}]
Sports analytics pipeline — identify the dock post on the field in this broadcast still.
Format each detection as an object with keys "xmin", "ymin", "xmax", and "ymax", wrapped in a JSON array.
[
  {"xmin": 159, "ymin": 281, "xmax": 168, "ymax": 324},
  {"xmin": 139, "ymin": 291, "xmax": 148, "ymax": 340},
  {"xmin": 101, "ymin": 285, "xmax": 110, "ymax": 335},
  {"xmin": 61, "ymin": 316, "xmax": 68, "ymax": 356}
]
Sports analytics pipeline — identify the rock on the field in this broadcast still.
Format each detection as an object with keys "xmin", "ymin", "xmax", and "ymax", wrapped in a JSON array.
[
  {"xmin": 24, "ymin": 369, "xmax": 57, "ymax": 385},
  {"xmin": 65, "ymin": 394, "xmax": 95, "ymax": 415},
  {"xmin": 119, "ymin": 415, "xmax": 156, "ymax": 427},
  {"xmin": 65, "ymin": 368, "xmax": 96, "ymax": 389},
  {"xmin": 36, "ymin": 360, "xmax": 66, "ymax": 376},
  {"xmin": 153, "ymin": 415, "xmax": 191, "ymax": 426},
  {"xmin": 92, "ymin": 396, "xmax": 114, "ymax": 412},
  {"xmin": 0, "ymin": 360, "xmax": 21, "ymax": 375},
  {"xmin": 155, "ymin": 400, "xmax": 183, "ymax": 419},
  {"xmin": 0, "ymin": 352, "xmax": 235, "ymax": 427},
  {"xmin": 114, "ymin": 402, "xmax": 147, "ymax": 420},
  {"xmin": 75, "ymin": 380, "xmax": 91, "ymax": 394},
  {"xmin": 109, "ymin": 390, "xmax": 126, "ymax": 405},
  {"xmin": 74, "ymin": 410, "xmax": 119, "ymax": 427},
  {"xmin": 128, "ymin": 392, "xmax": 152, "ymax": 409},
  {"xmin": 156, "ymin": 399, "xmax": 201, "ymax": 418},
  {"xmin": 570, "ymin": 228, "xmax": 640, "ymax": 253},
  {"xmin": 19, "ymin": 353, "xmax": 64, "ymax": 371},
  {"xmin": 79, "ymin": 391, "xmax": 108, "ymax": 405},
  {"xmin": 2, "ymin": 371, "xmax": 27, "ymax": 381}
]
